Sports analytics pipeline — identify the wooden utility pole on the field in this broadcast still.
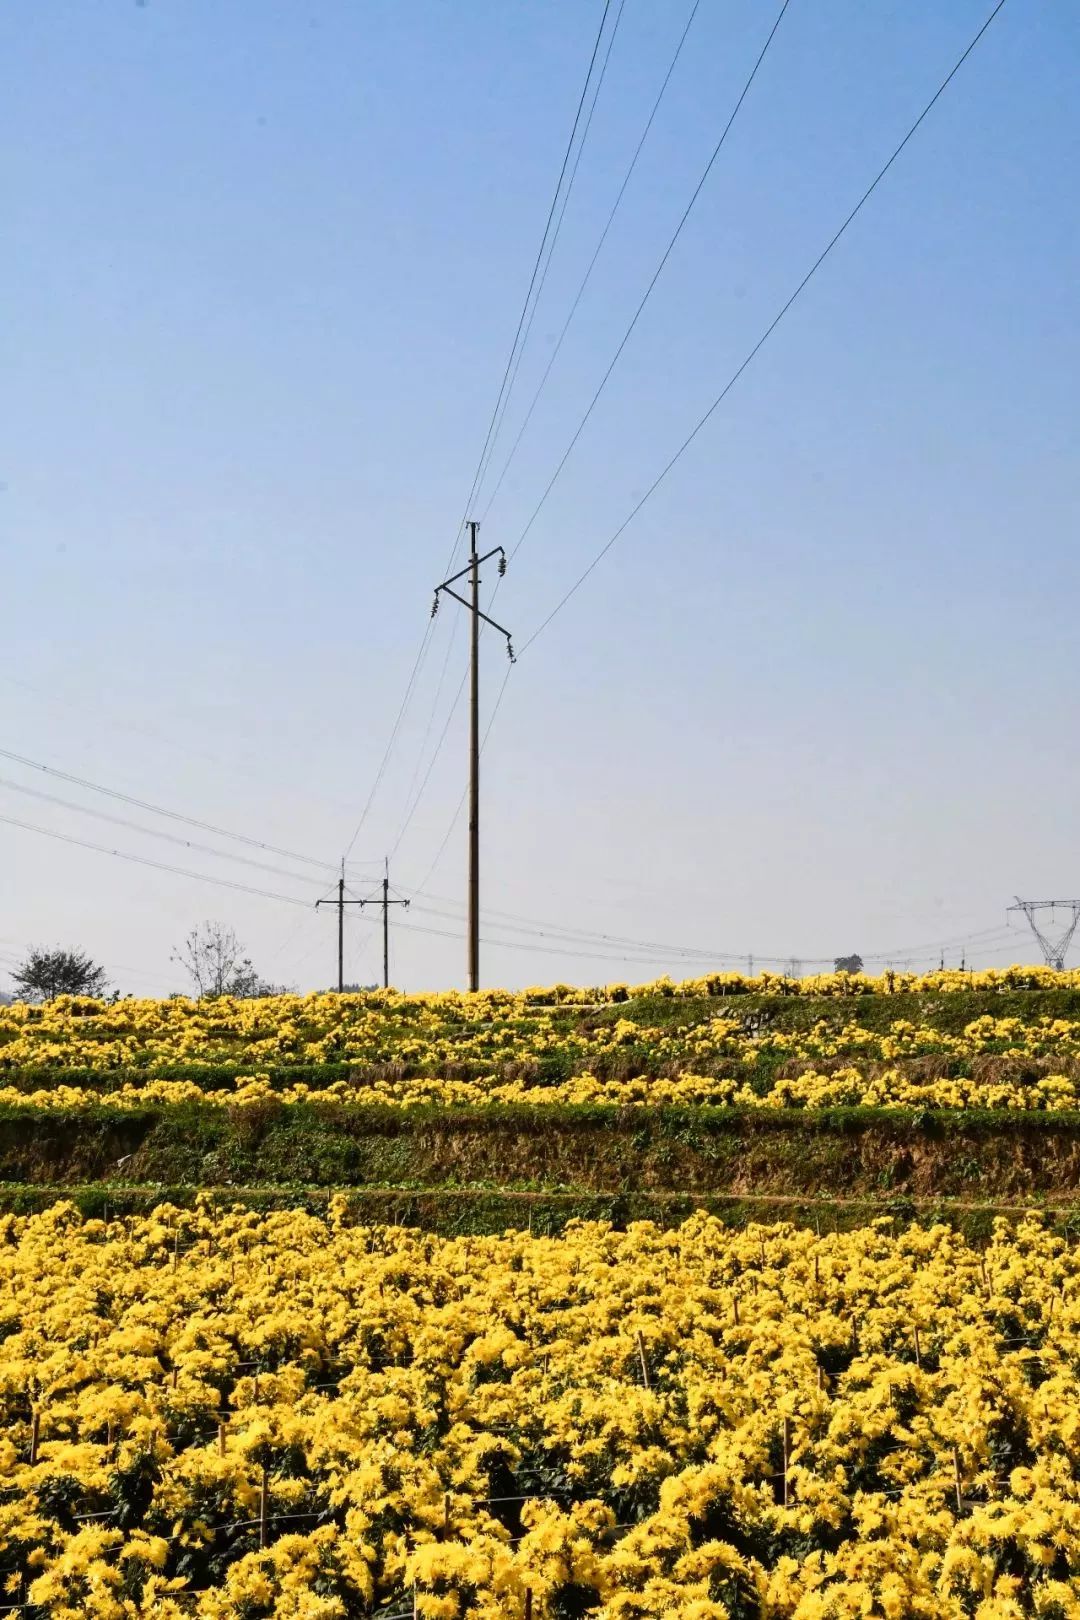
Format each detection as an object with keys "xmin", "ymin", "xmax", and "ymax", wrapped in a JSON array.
[
  {"xmin": 433, "ymin": 522, "xmax": 514, "ymax": 991},
  {"xmin": 359, "ymin": 860, "xmax": 409, "ymax": 989},
  {"xmin": 468, "ymin": 525, "xmax": 480, "ymax": 990}
]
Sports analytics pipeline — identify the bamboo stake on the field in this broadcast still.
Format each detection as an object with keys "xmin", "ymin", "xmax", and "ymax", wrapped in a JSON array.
[
  {"xmin": 952, "ymin": 1445, "xmax": 964, "ymax": 1514},
  {"xmin": 218, "ymin": 1424, "xmax": 227, "ymax": 1458},
  {"xmin": 635, "ymin": 1331, "xmax": 650, "ymax": 1391},
  {"xmin": 782, "ymin": 1418, "xmax": 792, "ymax": 1507},
  {"xmin": 913, "ymin": 1324, "xmax": 922, "ymax": 1369},
  {"xmin": 29, "ymin": 1412, "xmax": 40, "ymax": 1466}
]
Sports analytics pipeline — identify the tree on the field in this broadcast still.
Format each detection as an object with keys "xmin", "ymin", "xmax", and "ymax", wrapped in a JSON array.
[
  {"xmin": 11, "ymin": 946, "xmax": 110, "ymax": 1002},
  {"xmin": 833, "ymin": 954, "xmax": 864, "ymax": 975},
  {"xmin": 171, "ymin": 922, "xmax": 289, "ymax": 999}
]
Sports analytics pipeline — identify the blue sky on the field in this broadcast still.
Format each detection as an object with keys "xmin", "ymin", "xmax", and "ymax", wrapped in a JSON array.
[{"xmin": 2, "ymin": 0, "xmax": 1077, "ymax": 994}]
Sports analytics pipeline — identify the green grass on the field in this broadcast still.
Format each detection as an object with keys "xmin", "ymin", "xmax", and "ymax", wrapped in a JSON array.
[
  {"xmin": 4, "ymin": 1099, "xmax": 1080, "ymax": 1207},
  {"xmin": 4, "ymin": 1180, "xmax": 1079, "ymax": 1245}
]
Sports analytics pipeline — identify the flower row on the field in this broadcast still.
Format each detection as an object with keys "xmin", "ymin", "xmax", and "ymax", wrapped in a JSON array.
[{"xmin": 4, "ymin": 1205, "xmax": 1080, "ymax": 1616}]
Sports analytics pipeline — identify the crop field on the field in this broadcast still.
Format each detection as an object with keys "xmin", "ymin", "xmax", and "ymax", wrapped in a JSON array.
[
  {"xmin": 7, "ymin": 1206, "xmax": 1080, "ymax": 1619},
  {"xmin": 5, "ymin": 969, "xmax": 1080, "ymax": 1617}
]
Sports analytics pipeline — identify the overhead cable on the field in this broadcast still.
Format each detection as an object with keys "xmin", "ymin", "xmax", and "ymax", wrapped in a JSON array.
[
  {"xmin": 339, "ymin": 0, "xmax": 616, "ymax": 864},
  {"xmin": 0, "ymin": 775, "xmax": 335, "ymax": 888},
  {"xmin": 473, "ymin": 0, "xmax": 628, "ymax": 510},
  {"xmin": 520, "ymin": 0, "xmax": 1008, "ymax": 652},
  {"xmin": 507, "ymin": 0, "xmax": 793, "ymax": 562},
  {"xmin": 479, "ymin": 0, "xmax": 704, "ymax": 524},
  {"xmin": 0, "ymin": 812, "xmax": 314, "ymax": 908},
  {"xmin": 0, "ymin": 746, "xmax": 342, "ymax": 874}
]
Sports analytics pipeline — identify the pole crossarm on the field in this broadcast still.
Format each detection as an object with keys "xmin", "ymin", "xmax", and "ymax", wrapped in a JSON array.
[
  {"xmin": 433, "ymin": 546, "xmax": 515, "ymax": 663},
  {"xmin": 358, "ymin": 863, "xmax": 410, "ymax": 989},
  {"xmin": 315, "ymin": 873, "xmax": 371, "ymax": 992}
]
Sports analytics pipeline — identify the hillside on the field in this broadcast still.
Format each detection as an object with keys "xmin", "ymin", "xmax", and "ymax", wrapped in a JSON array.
[{"xmin": 5, "ymin": 966, "xmax": 1080, "ymax": 1236}]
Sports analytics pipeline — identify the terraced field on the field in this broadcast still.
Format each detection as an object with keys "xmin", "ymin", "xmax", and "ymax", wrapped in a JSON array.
[{"xmin": 6, "ymin": 969, "xmax": 1080, "ymax": 1616}]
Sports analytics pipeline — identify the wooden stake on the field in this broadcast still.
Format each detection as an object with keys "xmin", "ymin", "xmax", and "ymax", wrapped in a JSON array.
[
  {"xmin": 218, "ymin": 1423, "xmax": 227, "ymax": 1458},
  {"xmin": 524, "ymin": 1589, "xmax": 533, "ymax": 1620},
  {"xmin": 913, "ymin": 1324, "xmax": 922, "ymax": 1369},
  {"xmin": 29, "ymin": 1411, "xmax": 40, "ymax": 1466},
  {"xmin": 952, "ymin": 1445, "xmax": 963, "ymax": 1514},
  {"xmin": 259, "ymin": 1466, "xmax": 269, "ymax": 1548},
  {"xmin": 171, "ymin": 1367, "xmax": 178, "ymax": 1391},
  {"xmin": 782, "ymin": 1418, "xmax": 792, "ymax": 1507},
  {"xmin": 172, "ymin": 1230, "xmax": 179, "ymax": 1271},
  {"xmin": 635, "ymin": 1331, "xmax": 650, "ymax": 1391},
  {"xmin": 733, "ymin": 1296, "xmax": 740, "ymax": 1326}
]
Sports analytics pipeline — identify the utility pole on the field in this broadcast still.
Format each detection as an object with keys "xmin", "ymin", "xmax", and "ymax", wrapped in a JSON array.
[
  {"xmin": 433, "ymin": 521, "xmax": 514, "ymax": 991},
  {"xmin": 359, "ymin": 860, "xmax": 409, "ymax": 990},
  {"xmin": 315, "ymin": 867, "xmax": 367, "ymax": 992}
]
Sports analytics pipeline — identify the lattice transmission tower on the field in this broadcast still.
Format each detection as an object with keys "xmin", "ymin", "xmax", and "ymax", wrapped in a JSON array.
[{"xmin": 1008, "ymin": 898, "xmax": 1080, "ymax": 971}]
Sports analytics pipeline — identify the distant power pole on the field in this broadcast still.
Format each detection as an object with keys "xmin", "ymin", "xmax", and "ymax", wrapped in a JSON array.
[
  {"xmin": 433, "ymin": 520, "xmax": 514, "ymax": 991},
  {"xmin": 315, "ymin": 867, "xmax": 367, "ymax": 992},
  {"xmin": 360, "ymin": 861, "xmax": 409, "ymax": 990},
  {"xmin": 1008, "ymin": 897, "xmax": 1080, "ymax": 971}
]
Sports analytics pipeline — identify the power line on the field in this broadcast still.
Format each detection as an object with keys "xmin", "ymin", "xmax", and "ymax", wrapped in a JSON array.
[
  {"xmin": 0, "ymin": 669, "xmax": 366, "ymax": 819},
  {"xmin": 0, "ymin": 812, "xmax": 313, "ymax": 908},
  {"xmin": 339, "ymin": 1, "xmax": 615, "ymax": 865},
  {"xmin": 0, "ymin": 775, "xmax": 336, "ymax": 889},
  {"xmin": 0, "ymin": 746, "xmax": 346, "ymax": 875},
  {"xmin": 473, "ymin": 0, "xmax": 628, "ymax": 511},
  {"xmin": 479, "ymin": 0, "xmax": 704, "ymax": 526},
  {"xmin": 506, "ymin": 0, "xmax": 793, "ymax": 563},
  {"xmin": 520, "ymin": 0, "xmax": 1008, "ymax": 652},
  {"xmin": 456, "ymin": 0, "xmax": 616, "ymax": 540},
  {"xmin": 340, "ymin": 623, "xmax": 439, "ymax": 863},
  {"xmin": 410, "ymin": 902, "xmax": 1017, "ymax": 972}
]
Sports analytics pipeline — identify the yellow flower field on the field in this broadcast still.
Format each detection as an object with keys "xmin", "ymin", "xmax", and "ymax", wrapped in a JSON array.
[
  {"xmin": 4, "ymin": 997, "xmax": 1080, "ymax": 1112},
  {"xmin": 0, "ymin": 968, "xmax": 1075, "ymax": 1077},
  {"xmin": 4, "ymin": 1205, "xmax": 1080, "ymax": 1618}
]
